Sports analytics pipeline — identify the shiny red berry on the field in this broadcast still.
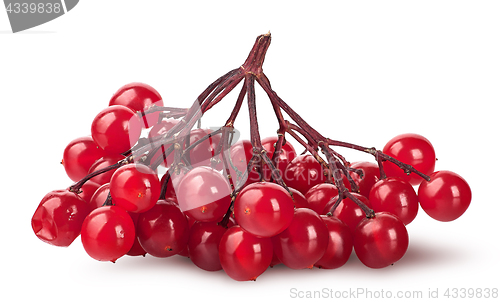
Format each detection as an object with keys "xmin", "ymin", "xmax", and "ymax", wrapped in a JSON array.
[
  {"xmin": 62, "ymin": 136, "xmax": 104, "ymax": 182},
  {"xmin": 353, "ymin": 212, "xmax": 409, "ymax": 268},
  {"xmin": 219, "ymin": 225, "xmax": 273, "ymax": 281},
  {"xmin": 369, "ymin": 177, "xmax": 419, "ymax": 225},
  {"xmin": 89, "ymin": 183, "xmax": 110, "ymax": 212},
  {"xmin": 188, "ymin": 221, "xmax": 231, "ymax": 271},
  {"xmin": 91, "ymin": 105, "xmax": 142, "ymax": 155},
  {"xmin": 136, "ymin": 199, "xmax": 189, "ymax": 257},
  {"xmin": 349, "ymin": 161, "xmax": 380, "ymax": 198},
  {"xmin": 418, "ymin": 170, "xmax": 471, "ymax": 222},
  {"xmin": 289, "ymin": 187, "xmax": 308, "ymax": 209},
  {"xmin": 109, "ymin": 163, "xmax": 161, "ymax": 213},
  {"xmin": 304, "ymin": 183, "xmax": 339, "ymax": 214},
  {"xmin": 176, "ymin": 167, "xmax": 231, "ymax": 222},
  {"xmin": 76, "ymin": 181, "xmax": 101, "ymax": 204},
  {"xmin": 234, "ymin": 182, "xmax": 295, "ymax": 238},
  {"xmin": 109, "ymin": 82, "xmax": 164, "ymax": 128},
  {"xmin": 126, "ymin": 212, "xmax": 147, "ymax": 257},
  {"xmin": 382, "ymin": 133, "xmax": 436, "ymax": 186},
  {"xmin": 32, "ymin": 190, "xmax": 90, "ymax": 247},
  {"xmin": 284, "ymin": 154, "xmax": 326, "ymax": 195},
  {"xmin": 315, "ymin": 216, "xmax": 353, "ymax": 269},
  {"xmin": 272, "ymin": 208, "xmax": 329, "ymax": 269},
  {"xmin": 81, "ymin": 206, "xmax": 136, "ymax": 262}
]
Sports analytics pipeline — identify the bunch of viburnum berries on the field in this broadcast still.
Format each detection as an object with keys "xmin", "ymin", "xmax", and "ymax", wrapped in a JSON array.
[{"xmin": 31, "ymin": 33, "xmax": 472, "ymax": 281}]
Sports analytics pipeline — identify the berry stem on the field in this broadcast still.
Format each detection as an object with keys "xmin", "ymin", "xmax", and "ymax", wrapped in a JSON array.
[
  {"xmin": 225, "ymin": 79, "xmax": 247, "ymax": 127},
  {"xmin": 246, "ymin": 74, "xmax": 265, "ymax": 182},
  {"xmin": 375, "ymin": 151, "xmax": 387, "ymax": 180},
  {"xmin": 325, "ymin": 191, "xmax": 375, "ymax": 218},
  {"xmin": 285, "ymin": 123, "xmax": 322, "ymax": 160},
  {"xmin": 69, "ymin": 158, "xmax": 130, "ymax": 193},
  {"xmin": 246, "ymin": 74, "xmax": 289, "ymax": 192},
  {"xmin": 267, "ymin": 133, "xmax": 285, "ymax": 183},
  {"xmin": 319, "ymin": 142, "xmax": 354, "ymax": 194},
  {"xmin": 241, "ymin": 32, "xmax": 271, "ymax": 76},
  {"xmin": 202, "ymin": 75, "xmax": 244, "ymax": 113},
  {"xmin": 138, "ymin": 106, "xmax": 189, "ymax": 119},
  {"xmin": 149, "ymin": 143, "xmax": 175, "ymax": 170},
  {"xmin": 213, "ymin": 126, "xmax": 236, "ymax": 190}
]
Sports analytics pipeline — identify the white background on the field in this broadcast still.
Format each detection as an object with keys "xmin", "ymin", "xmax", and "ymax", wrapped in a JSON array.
[{"xmin": 1, "ymin": 1, "xmax": 499, "ymax": 301}]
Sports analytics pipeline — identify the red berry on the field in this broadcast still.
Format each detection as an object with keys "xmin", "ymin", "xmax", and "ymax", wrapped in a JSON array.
[
  {"xmin": 62, "ymin": 136, "xmax": 104, "ymax": 182},
  {"xmin": 270, "ymin": 250, "xmax": 282, "ymax": 268},
  {"xmin": 177, "ymin": 213, "xmax": 196, "ymax": 257},
  {"xmin": 126, "ymin": 238, "xmax": 148, "ymax": 257},
  {"xmin": 91, "ymin": 105, "xmax": 142, "ymax": 155},
  {"xmin": 234, "ymin": 182, "xmax": 295, "ymax": 238},
  {"xmin": 369, "ymin": 177, "xmax": 419, "ymax": 225},
  {"xmin": 76, "ymin": 181, "xmax": 101, "ymax": 203},
  {"xmin": 176, "ymin": 167, "xmax": 231, "ymax": 222},
  {"xmin": 109, "ymin": 82, "xmax": 163, "ymax": 129},
  {"xmin": 219, "ymin": 225, "xmax": 273, "ymax": 281},
  {"xmin": 283, "ymin": 154, "xmax": 326, "ymax": 195},
  {"xmin": 272, "ymin": 208, "xmax": 329, "ymax": 269},
  {"xmin": 418, "ymin": 170, "xmax": 471, "ymax": 222},
  {"xmin": 304, "ymin": 183, "xmax": 339, "ymax": 214},
  {"xmin": 188, "ymin": 221, "xmax": 231, "ymax": 271},
  {"xmin": 382, "ymin": 133, "xmax": 436, "ymax": 186},
  {"xmin": 289, "ymin": 187, "xmax": 308, "ymax": 209},
  {"xmin": 126, "ymin": 212, "xmax": 147, "ymax": 257},
  {"xmin": 81, "ymin": 206, "xmax": 136, "ymax": 262},
  {"xmin": 32, "ymin": 190, "xmax": 90, "ymax": 247},
  {"xmin": 353, "ymin": 212, "xmax": 409, "ymax": 268},
  {"xmin": 349, "ymin": 161, "xmax": 380, "ymax": 198},
  {"xmin": 89, "ymin": 183, "xmax": 110, "ymax": 212},
  {"xmin": 136, "ymin": 199, "xmax": 189, "ymax": 257},
  {"xmin": 315, "ymin": 216, "xmax": 353, "ymax": 269},
  {"xmin": 109, "ymin": 163, "xmax": 161, "ymax": 213}
]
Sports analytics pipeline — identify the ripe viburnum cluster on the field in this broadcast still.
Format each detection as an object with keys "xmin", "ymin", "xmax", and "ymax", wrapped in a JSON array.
[{"xmin": 31, "ymin": 33, "xmax": 472, "ymax": 282}]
